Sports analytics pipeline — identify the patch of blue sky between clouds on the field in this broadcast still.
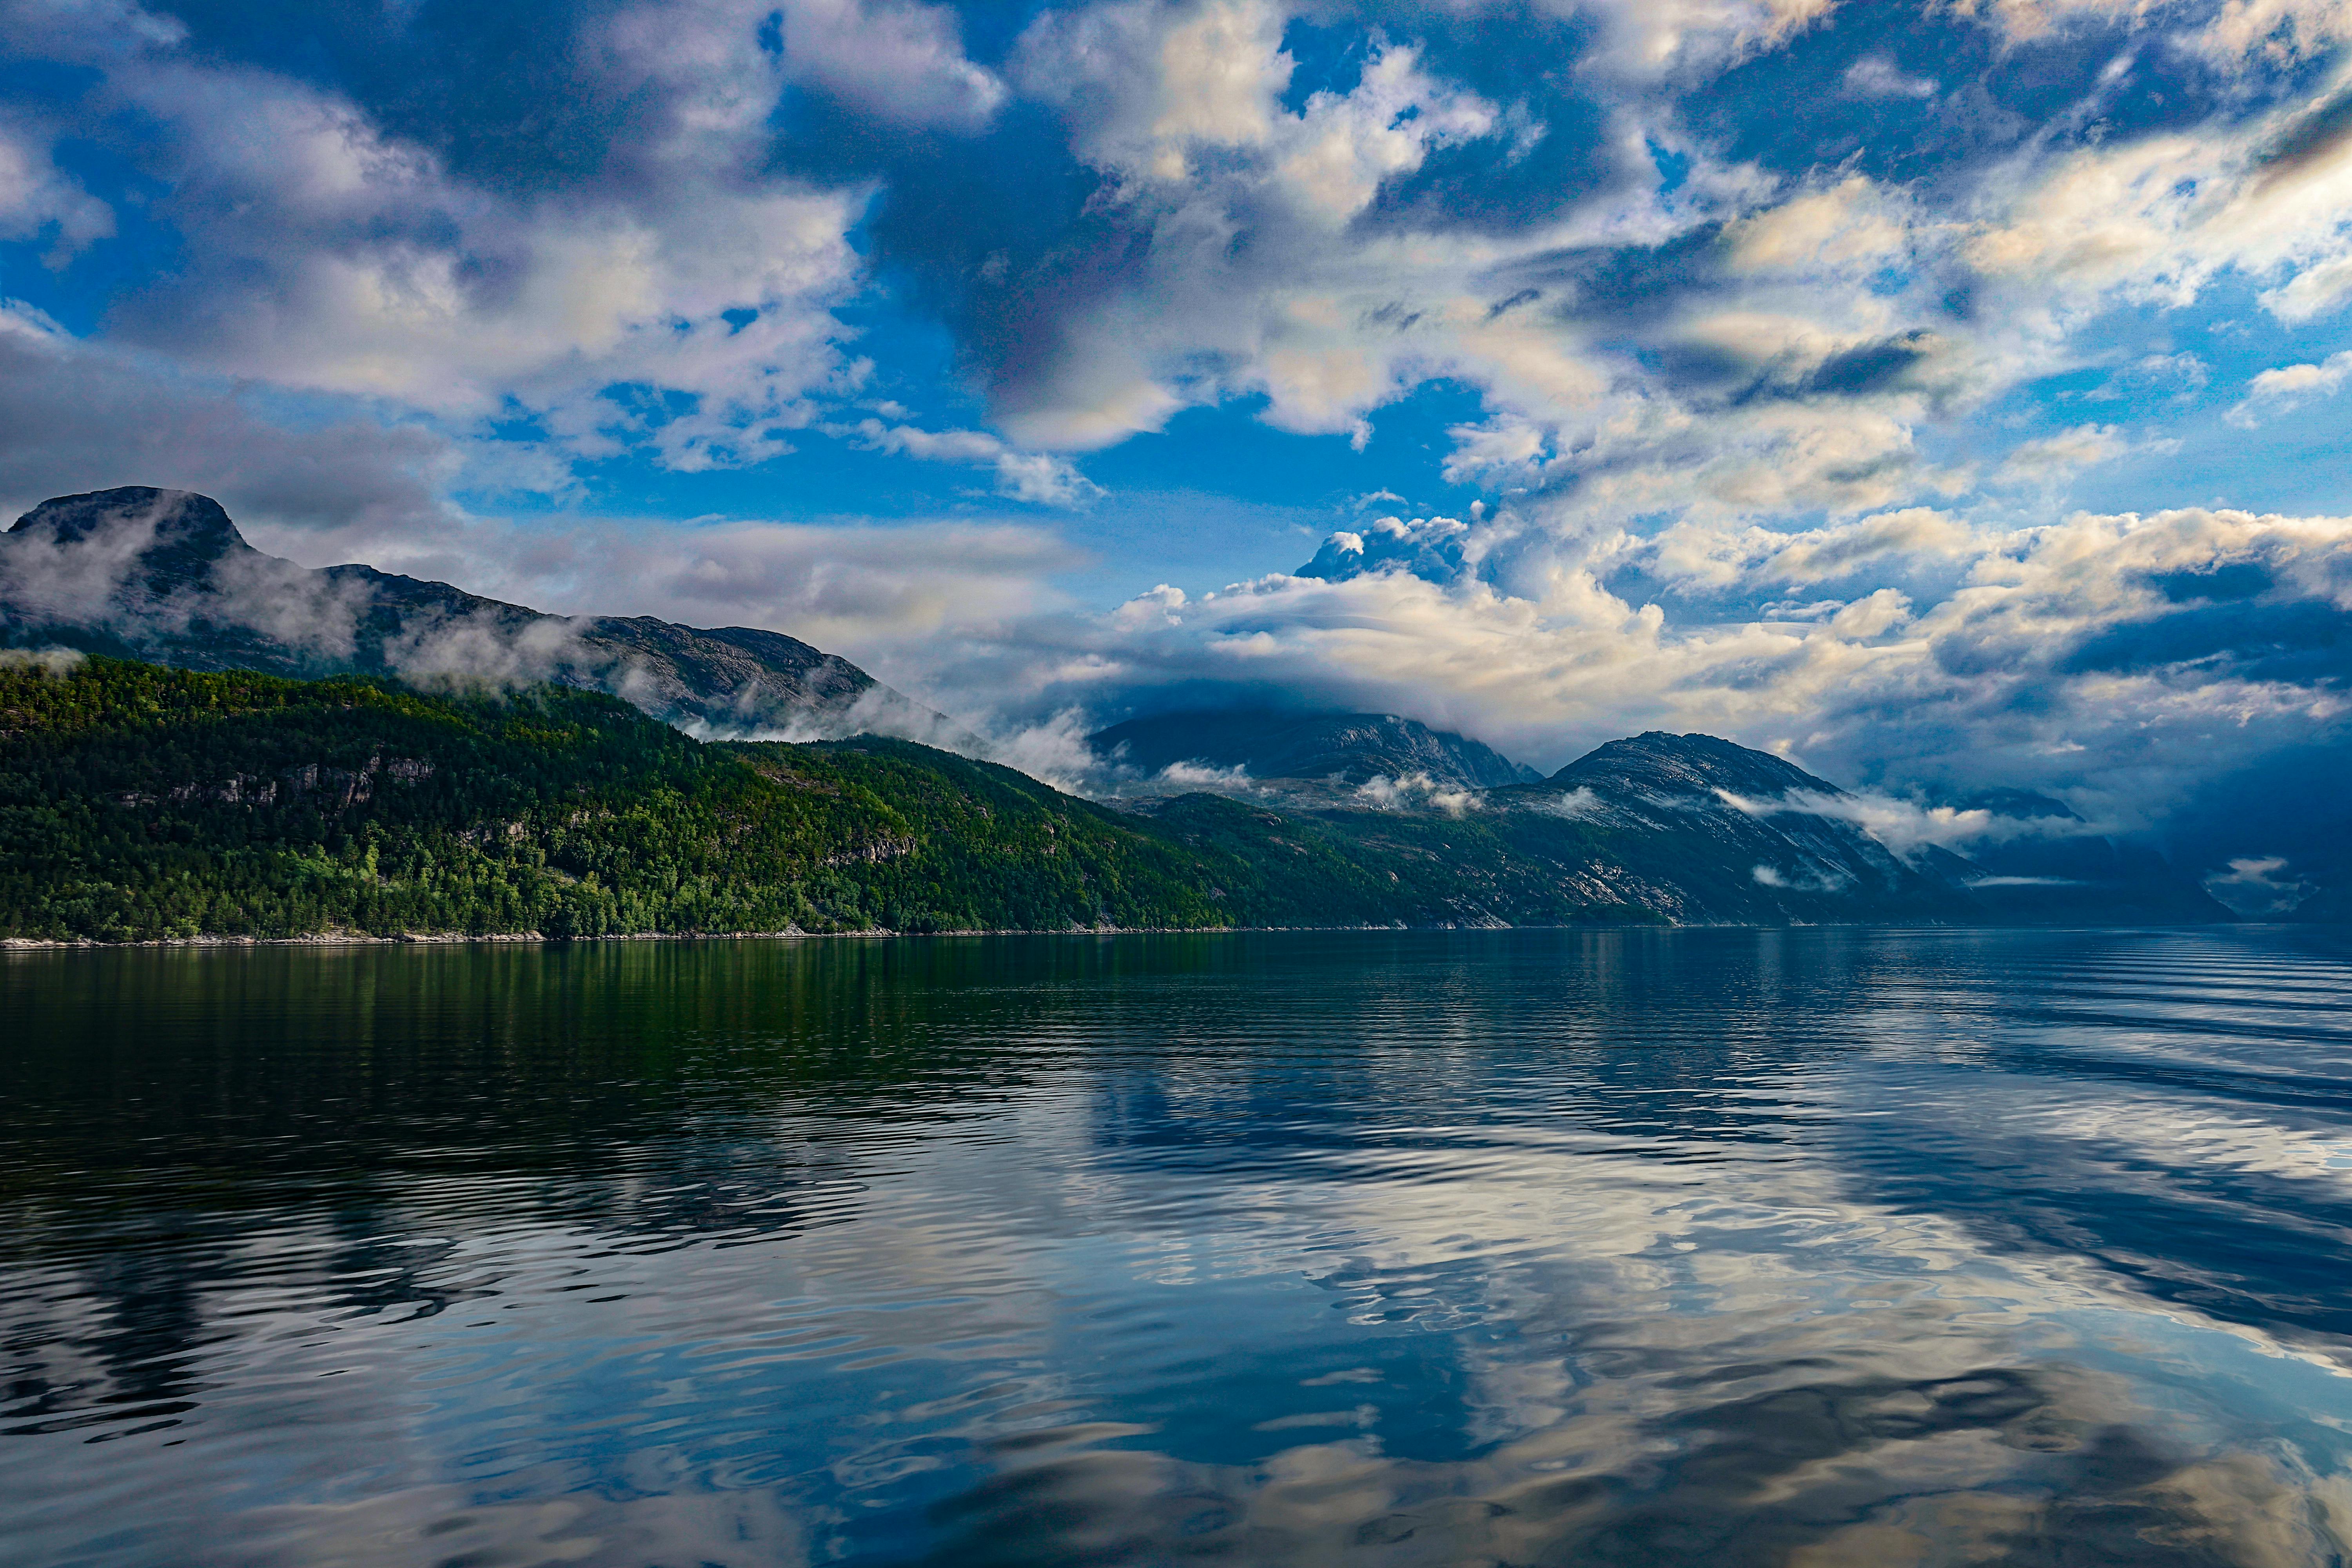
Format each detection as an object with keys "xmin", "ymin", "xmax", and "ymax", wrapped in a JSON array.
[{"xmin": 13, "ymin": 0, "xmax": 2352, "ymax": 867}]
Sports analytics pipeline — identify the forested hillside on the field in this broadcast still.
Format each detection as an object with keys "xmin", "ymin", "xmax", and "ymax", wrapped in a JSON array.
[
  {"xmin": 0, "ymin": 657, "xmax": 1254, "ymax": 941},
  {"xmin": 2, "ymin": 655, "xmax": 1671, "ymax": 941},
  {"xmin": 0, "ymin": 656, "xmax": 2222, "ymax": 942}
]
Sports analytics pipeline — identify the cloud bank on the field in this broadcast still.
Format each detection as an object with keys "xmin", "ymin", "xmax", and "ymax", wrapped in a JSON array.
[
  {"xmin": 5, "ymin": 0, "xmax": 2352, "ymax": 872},
  {"xmin": 864, "ymin": 500, "xmax": 2352, "ymax": 849}
]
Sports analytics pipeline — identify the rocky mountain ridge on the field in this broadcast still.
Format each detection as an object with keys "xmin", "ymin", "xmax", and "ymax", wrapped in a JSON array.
[
  {"xmin": 0, "ymin": 656, "xmax": 2237, "ymax": 940},
  {"xmin": 1093, "ymin": 714, "xmax": 2231, "ymax": 926},
  {"xmin": 0, "ymin": 489, "xmax": 2241, "ymax": 927},
  {"xmin": 1088, "ymin": 708, "xmax": 1537, "ymax": 795},
  {"xmin": 0, "ymin": 487, "xmax": 954, "ymax": 743}
]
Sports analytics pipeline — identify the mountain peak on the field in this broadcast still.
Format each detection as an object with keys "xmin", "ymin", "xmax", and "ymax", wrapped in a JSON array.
[
  {"xmin": 1089, "ymin": 708, "xmax": 1530, "ymax": 791},
  {"xmin": 1552, "ymin": 731, "xmax": 1843, "ymax": 799},
  {"xmin": 0, "ymin": 486, "xmax": 964, "ymax": 747},
  {"xmin": 9, "ymin": 487, "xmax": 252, "ymax": 566}
]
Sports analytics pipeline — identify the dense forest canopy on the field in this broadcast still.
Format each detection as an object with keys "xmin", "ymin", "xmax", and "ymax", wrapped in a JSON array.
[
  {"xmin": 1, "ymin": 655, "xmax": 1659, "ymax": 941},
  {"xmin": 2, "ymin": 656, "xmax": 2236, "ymax": 943}
]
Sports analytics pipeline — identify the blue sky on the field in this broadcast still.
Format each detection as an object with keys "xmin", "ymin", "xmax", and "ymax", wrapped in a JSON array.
[{"xmin": 8, "ymin": 0, "xmax": 2352, "ymax": 860}]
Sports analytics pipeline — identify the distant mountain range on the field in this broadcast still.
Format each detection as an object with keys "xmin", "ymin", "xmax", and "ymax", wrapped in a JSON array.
[
  {"xmin": 1089, "ymin": 709, "xmax": 1539, "ymax": 793},
  {"xmin": 0, "ymin": 657, "xmax": 2233, "ymax": 942},
  {"xmin": 0, "ymin": 487, "xmax": 959, "ymax": 743},
  {"xmin": 0, "ymin": 486, "xmax": 2249, "ymax": 931},
  {"xmin": 1088, "ymin": 711, "xmax": 2230, "ymax": 926}
]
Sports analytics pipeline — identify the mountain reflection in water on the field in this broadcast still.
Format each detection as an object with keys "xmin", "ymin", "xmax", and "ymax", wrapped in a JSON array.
[{"xmin": 7, "ymin": 928, "xmax": 2352, "ymax": 1566}]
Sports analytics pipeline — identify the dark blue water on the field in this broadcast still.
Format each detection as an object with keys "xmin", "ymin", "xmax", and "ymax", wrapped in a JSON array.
[{"xmin": 8, "ymin": 927, "xmax": 2352, "ymax": 1566}]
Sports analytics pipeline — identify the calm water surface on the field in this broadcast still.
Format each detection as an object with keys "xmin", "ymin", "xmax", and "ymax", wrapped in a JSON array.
[{"xmin": 9, "ymin": 927, "xmax": 2352, "ymax": 1566}]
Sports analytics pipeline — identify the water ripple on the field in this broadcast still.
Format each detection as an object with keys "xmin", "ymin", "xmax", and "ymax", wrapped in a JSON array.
[{"xmin": 7, "ymin": 927, "xmax": 2352, "ymax": 1564}]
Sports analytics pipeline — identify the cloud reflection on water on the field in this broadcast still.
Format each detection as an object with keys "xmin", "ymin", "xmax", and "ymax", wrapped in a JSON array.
[{"xmin": 6, "ymin": 929, "xmax": 2352, "ymax": 1565}]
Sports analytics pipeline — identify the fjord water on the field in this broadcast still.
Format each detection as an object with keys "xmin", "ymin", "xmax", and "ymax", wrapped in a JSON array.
[{"xmin": 9, "ymin": 931, "xmax": 2352, "ymax": 1566}]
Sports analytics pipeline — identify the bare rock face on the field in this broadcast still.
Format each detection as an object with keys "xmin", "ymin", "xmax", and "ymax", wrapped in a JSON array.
[{"xmin": 0, "ymin": 486, "xmax": 962, "ymax": 745}]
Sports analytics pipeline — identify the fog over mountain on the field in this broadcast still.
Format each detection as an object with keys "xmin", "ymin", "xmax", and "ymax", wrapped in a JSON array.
[
  {"xmin": 1089, "ymin": 710, "xmax": 1540, "ymax": 794},
  {"xmin": 5, "ymin": 1, "xmax": 2352, "ymax": 920},
  {"xmin": 0, "ymin": 488, "xmax": 962, "ymax": 744},
  {"xmin": 0, "ymin": 485, "xmax": 2283, "ymax": 920},
  {"xmin": 0, "ymin": 653, "xmax": 2234, "ymax": 935}
]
